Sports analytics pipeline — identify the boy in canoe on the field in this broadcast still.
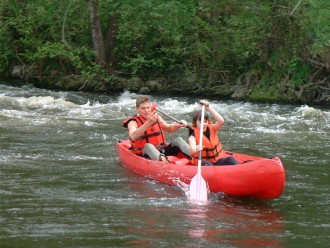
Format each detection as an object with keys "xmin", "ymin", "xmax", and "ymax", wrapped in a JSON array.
[{"xmin": 123, "ymin": 96, "xmax": 190, "ymax": 162}]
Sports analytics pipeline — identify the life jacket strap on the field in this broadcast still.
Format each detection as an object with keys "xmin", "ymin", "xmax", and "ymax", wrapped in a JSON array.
[{"xmin": 138, "ymin": 130, "xmax": 163, "ymax": 140}]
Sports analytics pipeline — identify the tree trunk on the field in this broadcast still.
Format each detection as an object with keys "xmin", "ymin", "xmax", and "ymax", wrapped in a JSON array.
[
  {"xmin": 87, "ymin": 0, "xmax": 106, "ymax": 68},
  {"xmin": 104, "ymin": 14, "xmax": 119, "ymax": 74}
]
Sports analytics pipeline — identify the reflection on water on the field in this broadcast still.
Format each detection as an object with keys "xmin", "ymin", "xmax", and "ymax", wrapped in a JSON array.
[
  {"xmin": 120, "ymin": 194, "xmax": 284, "ymax": 247},
  {"xmin": 118, "ymin": 176, "xmax": 285, "ymax": 248},
  {"xmin": 186, "ymin": 197, "xmax": 284, "ymax": 247}
]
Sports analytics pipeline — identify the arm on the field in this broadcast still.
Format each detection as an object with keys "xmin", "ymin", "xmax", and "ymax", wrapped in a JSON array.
[
  {"xmin": 158, "ymin": 115, "xmax": 187, "ymax": 133},
  {"xmin": 127, "ymin": 111, "xmax": 159, "ymax": 141},
  {"xmin": 188, "ymin": 132, "xmax": 203, "ymax": 154},
  {"xmin": 201, "ymin": 100, "xmax": 224, "ymax": 131}
]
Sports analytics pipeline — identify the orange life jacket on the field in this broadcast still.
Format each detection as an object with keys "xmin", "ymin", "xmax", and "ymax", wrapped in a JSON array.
[
  {"xmin": 122, "ymin": 115, "xmax": 167, "ymax": 155},
  {"xmin": 191, "ymin": 124, "xmax": 225, "ymax": 165}
]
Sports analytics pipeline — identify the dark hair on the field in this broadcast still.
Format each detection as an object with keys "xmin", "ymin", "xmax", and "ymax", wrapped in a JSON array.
[
  {"xmin": 191, "ymin": 110, "xmax": 209, "ymax": 128},
  {"xmin": 136, "ymin": 96, "xmax": 150, "ymax": 108}
]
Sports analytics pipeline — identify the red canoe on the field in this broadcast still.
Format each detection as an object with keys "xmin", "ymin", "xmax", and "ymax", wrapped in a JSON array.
[{"xmin": 116, "ymin": 140, "xmax": 285, "ymax": 199}]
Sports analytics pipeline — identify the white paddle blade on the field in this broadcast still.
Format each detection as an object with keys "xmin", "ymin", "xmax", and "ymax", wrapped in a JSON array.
[{"xmin": 189, "ymin": 175, "xmax": 208, "ymax": 202}]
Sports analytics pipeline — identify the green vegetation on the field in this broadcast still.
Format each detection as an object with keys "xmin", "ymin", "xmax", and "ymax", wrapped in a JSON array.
[{"xmin": 0, "ymin": 0, "xmax": 329, "ymax": 104}]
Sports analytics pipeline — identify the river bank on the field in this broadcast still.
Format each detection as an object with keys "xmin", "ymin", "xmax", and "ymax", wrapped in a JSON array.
[{"xmin": 2, "ymin": 75, "xmax": 329, "ymax": 107}]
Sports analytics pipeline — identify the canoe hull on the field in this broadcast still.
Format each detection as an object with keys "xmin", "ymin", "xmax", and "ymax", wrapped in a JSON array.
[{"xmin": 116, "ymin": 140, "xmax": 285, "ymax": 199}]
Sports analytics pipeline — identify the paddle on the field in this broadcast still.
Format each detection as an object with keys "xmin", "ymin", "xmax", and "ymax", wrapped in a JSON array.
[
  {"xmin": 151, "ymin": 104, "xmax": 184, "ymax": 125},
  {"xmin": 189, "ymin": 105, "xmax": 208, "ymax": 202}
]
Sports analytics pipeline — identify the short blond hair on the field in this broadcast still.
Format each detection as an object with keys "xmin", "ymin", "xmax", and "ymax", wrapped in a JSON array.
[{"xmin": 136, "ymin": 96, "xmax": 150, "ymax": 108}]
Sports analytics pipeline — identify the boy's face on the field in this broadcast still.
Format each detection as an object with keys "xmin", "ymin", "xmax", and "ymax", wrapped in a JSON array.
[{"xmin": 136, "ymin": 101, "xmax": 151, "ymax": 119}]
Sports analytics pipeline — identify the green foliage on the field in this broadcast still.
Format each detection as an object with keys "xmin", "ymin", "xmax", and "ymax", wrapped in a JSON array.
[
  {"xmin": 288, "ymin": 57, "xmax": 313, "ymax": 86},
  {"xmin": 112, "ymin": 0, "xmax": 194, "ymax": 77},
  {"xmin": 178, "ymin": 0, "xmax": 272, "ymax": 80},
  {"xmin": 0, "ymin": 0, "xmax": 328, "ymax": 104},
  {"xmin": 298, "ymin": 0, "xmax": 330, "ymax": 54},
  {"xmin": 0, "ymin": 17, "xmax": 13, "ymax": 73},
  {"xmin": 249, "ymin": 84, "xmax": 280, "ymax": 102},
  {"xmin": 0, "ymin": 0, "xmax": 91, "ymax": 78}
]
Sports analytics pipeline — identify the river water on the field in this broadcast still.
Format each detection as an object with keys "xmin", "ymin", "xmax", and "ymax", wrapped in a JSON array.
[{"xmin": 0, "ymin": 82, "xmax": 329, "ymax": 248}]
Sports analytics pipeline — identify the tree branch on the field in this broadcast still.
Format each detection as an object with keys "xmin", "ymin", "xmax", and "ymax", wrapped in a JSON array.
[
  {"xmin": 290, "ymin": 0, "xmax": 303, "ymax": 16},
  {"xmin": 62, "ymin": 0, "xmax": 72, "ymax": 46}
]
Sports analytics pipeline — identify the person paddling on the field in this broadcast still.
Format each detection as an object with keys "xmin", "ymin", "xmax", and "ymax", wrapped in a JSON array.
[
  {"xmin": 123, "ymin": 96, "xmax": 191, "ymax": 162},
  {"xmin": 188, "ymin": 100, "xmax": 239, "ymax": 166}
]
